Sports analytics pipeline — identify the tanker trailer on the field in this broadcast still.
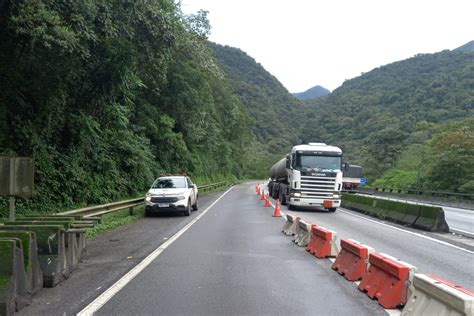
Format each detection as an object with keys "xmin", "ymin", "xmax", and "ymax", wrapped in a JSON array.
[{"xmin": 268, "ymin": 143, "xmax": 343, "ymax": 212}]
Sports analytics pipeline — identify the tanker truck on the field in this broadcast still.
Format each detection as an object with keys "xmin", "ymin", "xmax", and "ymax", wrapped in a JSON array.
[
  {"xmin": 268, "ymin": 143, "xmax": 343, "ymax": 212},
  {"xmin": 342, "ymin": 163, "xmax": 364, "ymax": 193}
]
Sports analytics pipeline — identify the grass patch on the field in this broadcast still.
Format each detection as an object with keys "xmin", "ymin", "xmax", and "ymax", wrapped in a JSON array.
[{"xmin": 86, "ymin": 206, "xmax": 145, "ymax": 238}]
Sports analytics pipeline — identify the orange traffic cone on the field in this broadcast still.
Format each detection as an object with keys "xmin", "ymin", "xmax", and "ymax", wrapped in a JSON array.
[
  {"xmin": 264, "ymin": 194, "xmax": 271, "ymax": 207},
  {"xmin": 260, "ymin": 190, "xmax": 265, "ymax": 200},
  {"xmin": 273, "ymin": 199, "xmax": 282, "ymax": 217},
  {"xmin": 256, "ymin": 185, "xmax": 261, "ymax": 195}
]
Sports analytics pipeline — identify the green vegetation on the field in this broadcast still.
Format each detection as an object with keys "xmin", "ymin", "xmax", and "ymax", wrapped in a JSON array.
[
  {"xmin": 85, "ymin": 207, "xmax": 144, "ymax": 238},
  {"xmin": 0, "ymin": 1, "xmax": 253, "ymax": 218},
  {"xmin": 302, "ymin": 50, "xmax": 474, "ymax": 191},
  {"xmin": 373, "ymin": 118, "xmax": 474, "ymax": 192}
]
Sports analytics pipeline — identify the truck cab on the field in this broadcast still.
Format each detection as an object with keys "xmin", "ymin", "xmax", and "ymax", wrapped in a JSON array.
[{"xmin": 269, "ymin": 143, "xmax": 343, "ymax": 212}]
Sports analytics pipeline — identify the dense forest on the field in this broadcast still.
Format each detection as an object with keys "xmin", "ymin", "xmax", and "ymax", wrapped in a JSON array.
[
  {"xmin": 0, "ymin": 1, "xmax": 256, "ymax": 216},
  {"xmin": 0, "ymin": 1, "xmax": 472, "ymax": 218},
  {"xmin": 301, "ymin": 50, "xmax": 474, "ymax": 192}
]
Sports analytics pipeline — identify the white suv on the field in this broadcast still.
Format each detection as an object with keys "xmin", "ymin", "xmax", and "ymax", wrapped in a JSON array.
[{"xmin": 145, "ymin": 176, "xmax": 198, "ymax": 216}]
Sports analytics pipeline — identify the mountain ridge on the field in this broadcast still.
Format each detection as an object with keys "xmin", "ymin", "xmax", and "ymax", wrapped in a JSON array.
[{"xmin": 293, "ymin": 85, "xmax": 330, "ymax": 100}]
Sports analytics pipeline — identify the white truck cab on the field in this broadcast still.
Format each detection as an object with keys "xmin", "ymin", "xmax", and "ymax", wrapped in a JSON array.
[{"xmin": 269, "ymin": 143, "xmax": 343, "ymax": 212}]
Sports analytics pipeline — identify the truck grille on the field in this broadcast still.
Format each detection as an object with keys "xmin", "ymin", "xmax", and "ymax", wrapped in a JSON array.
[
  {"xmin": 300, "ymin": 176, "xmax": 336, "ymax": 199},
  {"xmin": 151, "ymin": 197, "xmax": 179, "ymax": 203}
]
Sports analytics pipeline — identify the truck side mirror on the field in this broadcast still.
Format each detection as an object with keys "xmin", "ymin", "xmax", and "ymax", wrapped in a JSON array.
[{"xmin": 285, "ymin": 155, "xmax": 291, "ymax": 169}]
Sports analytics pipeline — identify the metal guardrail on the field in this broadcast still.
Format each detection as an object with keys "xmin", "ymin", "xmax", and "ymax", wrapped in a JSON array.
[
  {"xmin": 58, "ymin": 181, "xmax": 229, "ymax": 218},
  {"xmin": 371, "ymin": 187, "xmax": 473, "ymax": 200},
  {"xmin": 197, "ymin": 181, "xmax": 227, "ymax": 191}
]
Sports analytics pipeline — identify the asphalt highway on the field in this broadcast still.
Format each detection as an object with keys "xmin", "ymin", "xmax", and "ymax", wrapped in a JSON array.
[
  {"xmin": 18, "ymin": 182, "xmax": 474, "ymax": 315},
  {"xmin": 95, "ymin": 184, "xmax": 385, "ymax": 316},
  {"xmin": 357, "ymin": 193, "xmax": 474, "ymax": 237}
]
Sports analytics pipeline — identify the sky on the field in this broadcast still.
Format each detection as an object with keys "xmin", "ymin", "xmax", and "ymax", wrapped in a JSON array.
[{"xmin": 180, "ymin": 0, "xmax": 474, "ymax": 93}]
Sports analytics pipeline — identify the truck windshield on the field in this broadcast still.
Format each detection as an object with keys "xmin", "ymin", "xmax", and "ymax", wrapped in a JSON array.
[
  {"xmin": 295, "ymin": 155, "xmax": 341, "ymax": 172},
  {"xmin": 151, "ymin": 178, "xmax": 187, "ymax": 189}
]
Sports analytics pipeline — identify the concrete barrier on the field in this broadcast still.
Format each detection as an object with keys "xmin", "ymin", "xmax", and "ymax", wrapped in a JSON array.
[
  {"xmin": 332, "ymin": 239, "xmax": 374, "ymax": 281},
  {"xmin": 341, "ymin": 193, "xmax": 450, "ymax": 232},
  {"xmin": 0, "ymin": 225, "xmax": 67, "ymax": 287},
  {"xmin": 282, "ymin": 214, "xmax": 300, "ymax": 236},
  {"xmin": 5, "ymin": 220, "xmax": 82, "ymax": 275},
  {"xmin": 0, "ymin": 231, "xmax": 43, "ymax": 295},
  {"xmin": 402, "ymin": 274, "xmax": 474, "ymax": 316},
  {"xmin": 413, "ymin": 206, "xmax": 450, "ymax": 232},
  {"xmin": 293, "ymin": 218, "xmax": 311, "ymax": 247},
  {"xmin": 0, "ymin": 238, "xmax": 29, "ymax": 315},
  {"xmin": 358, "ymin": 252, "xmax": 417, "ymax": 309},
  {"xmin": 0, "ymin": 239, "xmax": 18, "ymax": 316}
]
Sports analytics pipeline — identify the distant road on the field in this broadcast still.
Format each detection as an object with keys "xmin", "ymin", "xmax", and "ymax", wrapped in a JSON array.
[{"xmin": 357, "ymin": 193, "xmax": 474, "ymax": 237}]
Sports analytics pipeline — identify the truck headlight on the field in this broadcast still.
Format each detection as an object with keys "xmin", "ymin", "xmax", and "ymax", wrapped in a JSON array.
[
  {"xmin": 332, "ymin": 193, "xmax": 340, "ymax": 198},
  {"xmin": 292, "ymin": 192, "xmax": 301, "ymax": 197}
]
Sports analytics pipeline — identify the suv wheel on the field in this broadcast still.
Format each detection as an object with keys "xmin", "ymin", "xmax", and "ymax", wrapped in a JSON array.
[
  {"xmin": 184, "ymin": 200, "xmax": 192, "ymax": 216},
  {"xmin": 192, "ymin": 197, "xmax": 198, "ymax": 211}
]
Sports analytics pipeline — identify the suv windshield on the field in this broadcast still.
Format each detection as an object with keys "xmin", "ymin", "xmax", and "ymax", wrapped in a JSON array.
[
  {"xmin": 295, "ymin": 155, "xmax": 341, "ymax": 172},
  {"xmin": 152, "ymin": 178, "xmax": 187, "ymax": 189}
]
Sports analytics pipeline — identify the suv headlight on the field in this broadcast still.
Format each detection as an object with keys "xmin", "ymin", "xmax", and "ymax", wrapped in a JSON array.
[
  {"xmin": 177, "ymin": 196, "xmax": 186, "ymax": 200},
  {"xmin": 145, "ymin": 196, "xmax": 152, "ymax": 202}
]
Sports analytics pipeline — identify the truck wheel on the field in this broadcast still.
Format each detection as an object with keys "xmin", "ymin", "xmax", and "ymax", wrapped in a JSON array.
[
  {"xmin": 328, "ymin": 207, "xmax": 337, "ymax": 212},
  {"xmin": 272, "ymin": 187, "xmax": 279, "ymax": 199},
  {"xmin": 288, "ymin": 204, "xmax": 295, "ymax": 210}
]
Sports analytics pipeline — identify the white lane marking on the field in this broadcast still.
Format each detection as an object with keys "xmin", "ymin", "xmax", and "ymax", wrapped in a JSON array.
[
  {"xmin": 338, "ymin": 209, "xmax": 474, "ymax": 254},
  {"xmin": 77, "ymin": 187, "xmax": 235, "ymax": 316},
  {"xmin": 451, "ymin": 228, "xmax": 474, "ymax": 235}
]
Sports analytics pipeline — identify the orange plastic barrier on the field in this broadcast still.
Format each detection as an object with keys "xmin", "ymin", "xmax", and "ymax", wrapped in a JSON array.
[
  {"xmin": 305, "ymin": 225, "xmax": 338, "ymax": 258},
  {"xmin": 332, "ymin": 239, "xmax": 374, "ymax": 281},
  {"xmin": 358, "ymin": 252, "xmax": 417, "ymax": 309}
]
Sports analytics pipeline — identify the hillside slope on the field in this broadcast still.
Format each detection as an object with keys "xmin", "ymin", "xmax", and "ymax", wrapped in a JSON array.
[
  {"xmin": 301, "ymin": 49, "xmax": 474, "ymax": 189},
  {"xmin": 209, "ymin": 43, "xmax": 305, "ymax": 173}
]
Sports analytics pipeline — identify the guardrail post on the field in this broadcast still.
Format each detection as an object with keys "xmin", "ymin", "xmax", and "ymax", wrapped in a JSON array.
[{"xmin": 128, "ymin": 206, "xmax": 134, "ymax": 216}]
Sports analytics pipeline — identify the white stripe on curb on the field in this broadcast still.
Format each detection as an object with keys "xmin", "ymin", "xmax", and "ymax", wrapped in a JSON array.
[{"xmin": 77, "ymin": 186, "xmax": 235, "ymax": 316}]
